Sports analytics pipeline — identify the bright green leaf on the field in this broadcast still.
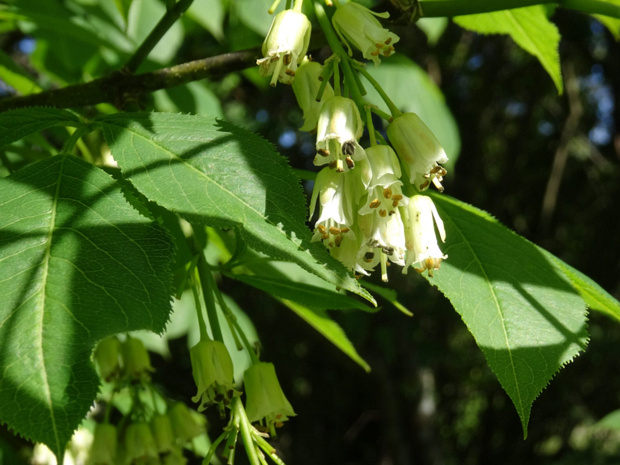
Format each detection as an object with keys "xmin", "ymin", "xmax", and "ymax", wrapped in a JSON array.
[
  {"xmin": 282, "ymin": 300, "xmax": 370, "ymax": 372},
  {"xmin": 593, "ymin": 0, "xmax": 620, "ymax": 39},
  {"xmin": 454, "ymin": 6, "xmax": 563, "ymax": 94},
  {"xmin": 366, "ymin": 55, "xmax": 461, "ymax": 169},
  {"xmin": 96, "ymin": 112, "xmax": 373, "ymax": 304},
  {"xmin": 426, "ymin": 192, "xmax": 587, "ymax": 436},
  {"xmin": 225, "ymin": 273, "xmax": 376, "ymax": 312},
  {"xmin": 0, "ymin": 155, "xmax": 173, "ymax": 459},
  {"xmin": 0, "ymin": 107, "xmax": 83, "ymax": 148},
  {"xmin": 0, "ymin": 50, "xmax": 42, "ymax": 95}
]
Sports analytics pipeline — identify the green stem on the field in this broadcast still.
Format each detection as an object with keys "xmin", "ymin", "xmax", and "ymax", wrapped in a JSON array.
[
  {"xmin": 356, "ymin": 65, "xmax": 401, "ymax": 118},
  {"xmin": 293, "ymin": 0, "xmax": 304, "ymax": 12},
  {"xmin": 365, "ymin": 106, "xmax": 377, "ymax": 146},
  {"xmin": 233, "ymin": 397, "xmax": 262, "ymax": 465},
  {"xmin": 313, "ymin": 1, "xmax": 365, "ymax": 113},
  {"xmin": 191, "ymin": 273, "xmax": 209, "ymax": 341},
  {"xmin": 124, "ymin": 0, "xmax": 195, "ymax": 74},
  {"xmin": 63, "ymin": 126, "xmax": 89, "ymax": 154},
  {"xmin": 369, "ymin": 105, "xmax": 392, "ymax": 122},
  {"xmin": 197, "ymin": 255, "xmax": 224, "ymax": 343},
  {"xmin": 418, "ymin": 0, "xmax": 620, "ymax": 18}
]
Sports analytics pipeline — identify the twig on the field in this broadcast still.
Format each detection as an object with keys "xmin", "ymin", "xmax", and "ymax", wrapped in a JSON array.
[{"xmin": 0, "ymin": 49, "xmax": 260, "ymax": 112}]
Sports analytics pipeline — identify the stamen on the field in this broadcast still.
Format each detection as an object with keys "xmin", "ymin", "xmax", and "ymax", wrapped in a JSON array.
[
  {"xmin": 329, "ymin": 226, "xmax": 341, "ymax": 235},
  {"xmin": 345, "ymin": 156, "xmax": 355, "ymax": 169},
  {"xmin": 392, "ymin": 194, "xmax": 403, "ymax": 201},
  {"xmin": 335, "ymin": 235, "xmax": 343, "ymax": 247},
  {"xmin": 432, "ymin": 177, "xmax": 445, "ymax": 192},
  {"xmin": 420, "ymin": 180, "xmax": 430, "ymax": 190},
  {"xmin": 369, "ymin": 199, "xmax": 381, "ymax": 208},
  {"xmin": 318, "ymin": 148, "xmax": 330, "ymax": 157},
  {"xmin": 384, "ymin": 37, "xmax": 393, "ymax": 45},
  {"xmin": 375, "ymin": 43, "xmax": 383, "ymax": 48},
  {"xmin": 379, "ymin": 209, "xmax": 387, "ymax": 217},
  {"xmin": 317, "ymin": 224, "xmax": 326, "ymax": 234},
  {"xmin": 285, "ymin": 69, "xmax": 296, "ymax": 77},
  {"xmin": 328, "ymin": 161, "xmax": 337, "ymax": 170},
  {"xmin": 283, "ymin": 53, "xmax": 291, "ymax": 66},
  {"xmin": 342, "ymin": 141, "xmax": 356, "ymax": 155},
  {"xmin": 383, "ymin": 187, "xmax": 392, "ymax": 199},
  {"xmin": 336, "ymin": 159, "xmax": 344, "ymax": 173},
  {"xmin": 340, "ymin": 227, "xmax": 350, "ymax": 234},
  {"xmin": 370, "ymin": 50, "xmax": 380, "ymax": 56}
]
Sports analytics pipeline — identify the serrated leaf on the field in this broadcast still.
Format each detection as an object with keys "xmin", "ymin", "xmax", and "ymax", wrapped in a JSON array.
[
  {"xmin": 225, "ymin": 273, "xmax": 376, "ymax": 312},
  {"xmin": 282, "ymin": 300, "xmax": 370, "ymax": 372},
  {"xmin": 0, "ymin": 155, "xmax": 173, "ymax": 459},
  {"xmin": 454, "ymin": 6, "xmax": 563, "ymax": 94},
  {"xmin": 425, "ymin": 193, "xmax": 587, "ymax": 436},
  {"xmin": 546, "ymin": 254, "xmax": 620, "ymax": 322},
  {"xmin": 96, "ymin": 112, "xmax": 373, "ymax": 304},
  {"xmin": 0, "ymin": 107, "xmax": 83, "ymax": 148}
]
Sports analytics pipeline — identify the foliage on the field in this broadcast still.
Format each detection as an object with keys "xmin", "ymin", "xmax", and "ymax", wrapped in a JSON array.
[{"xmin": 0, "ymin": 0, "xmax": 619, "ymax": 464}]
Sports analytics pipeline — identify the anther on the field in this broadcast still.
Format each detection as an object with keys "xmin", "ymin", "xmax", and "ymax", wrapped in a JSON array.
[
  {"xmin": 370, "ymin": 50, "xmax": 380, "ymax": 56},
  {"xmin": 369, "ymin": 199, "xmax": 381, "ymax": 208},
  {"xmin": 379, "ymin": 209, "xmax": 387, "ymax": 217},
  {"xmin": 318, "ymin": 148, "xmax": 330, "ymax": 157},
  {"xmin": 384, "ymin": 37, "xmax": 392, "ymax": 45},
  {"xmin": 285, "ymin": 69, "xmax": 295, "ymax": 77},
  {"xmin": 345, "ymin": 156, "xmax": 355, "ymax": 169},
  {"xmin": 329, "ymin": 226, "xmax": 341, "ymax": 235},
  {"xmin": 383, "ymin": 187, "xmax": 392, "ymax": 199},
  {"xmin": 335, "ymin": 235, "xmax": 344, "ymax": 247},
  {"xmin": 328, "ymin": 161, "xmax": 337, "ymax": 170},
  {"xmin": 283, "ymin": 54, "xmax": 291, "ymax": 66}
]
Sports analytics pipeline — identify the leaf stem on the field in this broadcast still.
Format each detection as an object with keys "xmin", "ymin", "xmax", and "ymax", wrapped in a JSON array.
[
  {"xmin": 123, "ymin": 0, "xmax": 195, "ymax": 74},
  {"xmin": 197, "ymin": 254, "xmax": 224, "ymax": 343},
  {"xmin": 190, "ymin": 272, "xmax": 210, "ymax": 341},
  {"xmin": 355, "ymin": 65, "xmax": 401, "ymax": 118},
  {"xmin": 233, "ymin": 397, "xmax": 262, "ymax": 465}
]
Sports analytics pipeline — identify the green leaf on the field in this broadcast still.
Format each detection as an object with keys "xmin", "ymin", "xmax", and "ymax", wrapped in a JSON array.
[
  {"xmin": 0, "ymin": 50, "xmax": 42, "ymax": 95},
  {"xmin": 426, "ymin": 193, "xmax": 587, "ymax": 436},
  {"xmin": 547, "ymin": 255, "xmax": 620, "ymax": 322},
  {"xmin": 0, "ymin": 107, "xmax": 83, "ymax": 148},
  {"xmin": 187, "ymin": 0, "xmax": 226, "ymax": 41},
  {"xmin": 225, "ymin": 273, "xmax": 376, "ymax": 312},
  {"xmin": 95, "ymin": 112, "xmax": 373, "ymax": 304},
  {"xmin": 361, "ymin": 281, "xmax": 412, "ymax": 316},
  {"xmin": 593, "ymin": 0, "xmax": 620, "ymax": 40},
  {"xmin": 454, "ymin": 6, "xmax": 563, "ymax": 94},
  {"xmin": 594, "ymin": 409, "xmax": 620, "ymax": 430},
  {"xmin": 366, "ymin": 55, "xmax": 461, "ymax": 169},
  {"xmin": 282, "ymin": 300, "xmax": 370, "ymax": 372},
  {"xmin": 0, "ymin": 155, "xmax": 173, "ymax": 459}
]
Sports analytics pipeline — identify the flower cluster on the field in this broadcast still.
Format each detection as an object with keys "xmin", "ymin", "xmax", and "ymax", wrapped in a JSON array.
[{"xmin": 257, "ymin": 1, "xmax": 449, "ymax": 281}]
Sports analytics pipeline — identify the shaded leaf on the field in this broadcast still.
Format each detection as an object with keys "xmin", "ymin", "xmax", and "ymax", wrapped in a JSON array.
[
  {"xmin": 0, "ymin": 155, "xmax": 173, "ymax": 459},
  {"xmin": 425, "ymin": 192, "xmax": 587, "ymax": 436},
  {"xmin": 454, "ymin": 6, "xmax": 563, "ymax": 93},
  {"xmin": 0, "ymin": 107, "xmax": 82, "ymax": 148},
  {"xmin": 96, "ymin": 112, "xmax": 373, "ymax": 303},
  {"xmin": 225, "ymin": 273, "xmax": 376, "ymax": 312}
]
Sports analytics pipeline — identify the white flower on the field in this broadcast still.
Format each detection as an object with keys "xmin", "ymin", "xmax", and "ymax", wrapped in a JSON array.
[
  {"xmin": 402, "ymin": 195, "xmax": 447, "ymax": 276},
  {"xmin": 387, "ymin": 112, "xmax": 448, "ymax": 191},
  {"xmin": 292, "ymin": 57, "xmax": 335, "ymax": 132},
  {"xmin": 332, "ymin": 2, "xmax": 400, "ymax": 65},
  {"xmin": 314, "ymin": 96, "xmax": 366, "ymax": 172},
  {"xmin": 257, "ymin": 9, "xmax": 311, "ymax": 86}
]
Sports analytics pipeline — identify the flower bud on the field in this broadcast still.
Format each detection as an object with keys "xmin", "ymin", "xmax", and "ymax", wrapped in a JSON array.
[
  {"xmin": 314, "ymin": 96, "xmax": 366, "ymax": 173},
  {"xmin": 123, "ymin": 422, "xmax": 158, "ymax": 464},
  {"xmin": 151, "ymin": 414, "xmax": 174, "ymax": 454},
  {"xmin": 168, "ymin": 402, "xmax": 204, "ymax": 444},
  {"xmin": 292, "ymin": 58, "xmax": 335, "ymax": 132},
  {"xmin": 332, "ymin": 2, "xmax": 399, "ymax": 65},
  {"xmin": 402, "ymin": 195, "xmax": 447, "ymax": 276},
  {"xmin": 189, "ymin": 340, "xmax": 236, "ymax": 412},
  {"xmin": 120, "ymin": 337, "xmax": 154, "ymax": 382},
  {"xmin": 257, "ymin": 9, "xmax": 312, "ymax": 86},
  {"xmin": 94, "ymin": 337, "xmax": 121, "ymax": 382},
  {"xmin": 87, "ymin": 423, "xmax": 117, "ymax": 465},
  {"xmin": 243, "ymin": 362, "xmax": 295, "ymax": 435},
  {"xmin": 387, "ymin": 113, "xmax": 448, "ymax": 191}
]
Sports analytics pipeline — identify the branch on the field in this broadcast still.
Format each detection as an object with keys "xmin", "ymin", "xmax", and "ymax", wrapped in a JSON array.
[
  {"xmin": 0, "ymin": 49, "xmax": 260, "ymax": 112},
  {"xmin": 419, "ymin": 0, "xmax": 620, "ymax": 18}
]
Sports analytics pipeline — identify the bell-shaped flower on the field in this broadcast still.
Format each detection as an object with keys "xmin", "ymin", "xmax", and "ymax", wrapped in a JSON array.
[
  {"xmin": 162, "ymin": 447, "xmax": 187, "ymax": 465},
  {"xmin": 151, "ymin": 414, "xmax": 174, "ymax": 455},
  {"xmin": 292, "ymin": 57, "xmax": 334, "ymax": 132},
  {"xmin": 402, "ymin": 195, "xmax": 447, "ymax": 276},
  {"xmin": 120, "ymin": 336, "xmax": 154, "ymax": 382},
  {"xmin": 244, "ymin": 362, "xmax": 296, "ymax": 436},
  {"xmin": 190, "ymin": 340, "xmax": 236, "ymax": 413},
  {"xmin": 94, "ymin": 336, "xmax": 121, "ymax": 382},
  {"xmin": 332, "ymin": 2, "xmax": 400, "ymax": 65},
  {"xmin": 257, "ymin": 9, "xmax": 311, "ymax": 86},
  {"xmin": 87, "ymin": 423, "xmax": 117, "ymax": 465},
  {"xmin": 357, "ymin": 207, "xmax": 406, "ymax": 278},
  {"xmin": 168, "ymin": 402, "xmax": 205, "ymax": 444},
  {"xmin": 123, "ymin": 422, "xmax": 158, "ymax": 464},
  {"xmin": 387, "ymin": 113, "xmax": 448, "ymax": 191},
  {"xmin": 314, "ymin": 96, "xmax": 366, "ymax": 172}
]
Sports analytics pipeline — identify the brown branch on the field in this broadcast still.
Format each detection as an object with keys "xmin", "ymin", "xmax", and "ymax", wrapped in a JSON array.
[{"xmin": 0, "ymin": 49, "xmax": 261, "ymax": 113}]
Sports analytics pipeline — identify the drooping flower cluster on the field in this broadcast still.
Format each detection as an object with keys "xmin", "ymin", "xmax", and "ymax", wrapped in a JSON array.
[{"xmin": 257, "ymin": 1, "xmax": 448, "ymax": 281}]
